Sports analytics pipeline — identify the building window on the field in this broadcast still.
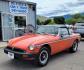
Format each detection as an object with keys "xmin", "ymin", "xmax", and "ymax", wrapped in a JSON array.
[{"xmin": 14, "ymin": 16, "xmax": 26, "ymax": 27}]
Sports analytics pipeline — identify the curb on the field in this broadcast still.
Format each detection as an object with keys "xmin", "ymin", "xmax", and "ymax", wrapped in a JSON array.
[
  {"xmin": 0, "ymin": 46, "xmax": 6, "ymax": 48},
  {"xmin": 0, "ymin": 42, "xmax": 7, "ymax": 48}
]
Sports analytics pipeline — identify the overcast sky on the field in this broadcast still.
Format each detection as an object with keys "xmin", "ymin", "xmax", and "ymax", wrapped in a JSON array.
[{"xmin": 28, "ymin": 0, "xmax": 84, "ymax": 17}]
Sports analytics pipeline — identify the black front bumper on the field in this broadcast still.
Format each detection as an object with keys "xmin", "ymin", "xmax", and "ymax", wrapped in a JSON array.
[{"xmin": 4, "ymin": 48, "xmax": 37, "ymax": 60}]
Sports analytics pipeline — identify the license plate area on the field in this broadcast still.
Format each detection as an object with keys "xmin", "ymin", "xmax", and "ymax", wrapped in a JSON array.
[{"xmin": 8, "ymin": 52, "xmax": 14, "ymax": 59}]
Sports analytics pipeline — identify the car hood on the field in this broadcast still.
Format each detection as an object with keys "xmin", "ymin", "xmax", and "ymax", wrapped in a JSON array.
[{"xmin": 8, "ymin": 34, "xmax": 58, "ymax": 50}]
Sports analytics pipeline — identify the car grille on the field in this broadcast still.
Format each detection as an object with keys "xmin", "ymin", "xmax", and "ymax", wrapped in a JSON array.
[{"xmin": 6, "ymin": 46, "xmax": 25, "ymax": 53}]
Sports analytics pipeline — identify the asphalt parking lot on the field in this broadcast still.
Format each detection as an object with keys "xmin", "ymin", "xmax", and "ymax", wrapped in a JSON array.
[{"xmin": 0, "ymin": 41, "xmax": 84, "ymax": 70}]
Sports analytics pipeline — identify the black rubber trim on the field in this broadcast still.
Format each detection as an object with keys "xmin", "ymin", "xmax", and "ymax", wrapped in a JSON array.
[{"xmin": 4, "ymin": 48, "xmax": 37, "ymax": 59}]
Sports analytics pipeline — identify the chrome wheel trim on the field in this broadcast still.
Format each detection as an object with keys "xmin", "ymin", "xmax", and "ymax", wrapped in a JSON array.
[
  {"xmin": 39, "ymin": 50, "xmax": 48, "ymax": 65},
  {"xmin": 73, "ymin": 42, "xmax": 78, "ymax": 51}
]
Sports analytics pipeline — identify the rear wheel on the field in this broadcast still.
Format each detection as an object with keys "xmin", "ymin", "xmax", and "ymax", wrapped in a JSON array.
[
  {"xmin": 69, "ymin": 41, "xmax": 78, "ymax": 53},
  {"xmin": 36, "ymin": 47, "xmax": 50, "ymax": 66}
]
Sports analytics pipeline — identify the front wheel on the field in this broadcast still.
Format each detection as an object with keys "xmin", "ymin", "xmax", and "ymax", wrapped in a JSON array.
[
  {"xmin": 36, "ymin": 47, "xmax": 50, "ymax": 66},
  {"xmin": 69, "ymin": 41, "xmax": 78, "ymax": 53}
]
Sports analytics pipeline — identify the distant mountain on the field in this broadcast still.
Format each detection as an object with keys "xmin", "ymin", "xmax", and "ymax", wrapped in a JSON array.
[
  {"xmin": 63, "ymin": 14, "xmax": 72, "ymax": 19},
  {"xmin": 49, "ymin": 14, "xmax": 72, "ymax": 19},
  {"xmin": 80, "ymin": 13, "xmax": 84, "ymax": 16},
  {"xmin": 37, "ymin": 15, "xmax": 48, "ymax": 22},
  {"xmin": 63, "ymin": 13, "xmax": 84, "ymax": 19}
]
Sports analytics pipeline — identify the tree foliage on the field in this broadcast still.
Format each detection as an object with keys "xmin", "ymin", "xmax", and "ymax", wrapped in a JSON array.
[
  {"xmin": 43, "ymin": 19, "xmax": 52, "ymax": 25},
  {"xmin": 65, "ymin": 18, "xmax": 77, "ymax": 25},
  {"xmin": 37, "ymin": 13, "xmax": 84, "ymax": 25},
  {"xmin": 37, "ymin": 19, "xmax": 52, "ymax": 25},
  {"xmin": 37, "ymin": 19, "xmax": 41, "ymax": 25},
  {"xmin": 72, "ymin": 14, "xmax": 82, "ymax": 19},
  {"xmin": 65, "ymin": 13, "xmax": 84, "ymax": 25},
  {"xmin": 53, "ymin": 16, "xmax": 65, "ymax": 24}
]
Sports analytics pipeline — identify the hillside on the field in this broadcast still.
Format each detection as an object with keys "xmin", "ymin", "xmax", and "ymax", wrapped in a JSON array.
[{"xmin": 37, "ymin": 15, "xmax": 48, "ymax": 22}]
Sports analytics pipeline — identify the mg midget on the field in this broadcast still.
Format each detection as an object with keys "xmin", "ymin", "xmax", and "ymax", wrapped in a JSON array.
[{"xmin": 4, "ymin": 25, "xmax": 81, "ymax": 66}]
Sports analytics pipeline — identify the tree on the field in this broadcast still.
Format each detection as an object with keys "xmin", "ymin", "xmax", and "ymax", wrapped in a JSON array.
[
  {"xmin": 72, "ymin": 14, "xmax": 82, "ymax": 19},
  {"xmin": 53, "ymin": 16, "xmax": 65, "ymax": 24},
  {"xmin": 37, "ymin": 19, "xmax": 41, "ymax": 25},
  {"xmin": 65, "ymin": 13, "xmax": 84, "ymax": 25},
  {"xmin": 65, "ymin": 18, "xmax": 77, "ymax": 25},
  {"xmin": 77, "ymin": 18, "xmax": 84, "ymax": 22},
  {"xmin": 43, "ymin": 19, "xmax": 52, "ymax": 25}
]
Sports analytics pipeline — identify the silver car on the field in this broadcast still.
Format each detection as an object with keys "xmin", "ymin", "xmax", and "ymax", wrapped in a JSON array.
[{"xmin": 74, "ymin": 23, "xmax": 84, "ymax": 37}]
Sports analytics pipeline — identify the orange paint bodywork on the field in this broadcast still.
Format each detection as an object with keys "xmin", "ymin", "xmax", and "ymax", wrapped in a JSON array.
[{"xmin": 7, "ymin": 33, "xmax": 80, "ymax": 55}]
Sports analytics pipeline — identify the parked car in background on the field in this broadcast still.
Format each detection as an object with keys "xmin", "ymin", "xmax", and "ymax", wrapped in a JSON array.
[
  {"xmin": 4, "ymin": 25, "xmax": 81, "ymax": 66},
  {"xmin": 73, "ymin": 22, "xmax": 84, "ymax": 37}
]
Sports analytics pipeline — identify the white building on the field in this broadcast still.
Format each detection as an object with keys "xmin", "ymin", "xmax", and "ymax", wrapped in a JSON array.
[{"xmin": 0, "ymin": 0, "xmax": 36, "ymax": 41}]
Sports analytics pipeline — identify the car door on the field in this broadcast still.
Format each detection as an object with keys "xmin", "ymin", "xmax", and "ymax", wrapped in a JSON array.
[
  {"xmin": 52, "ymin": 27, "xmax": 72, "ymax": 54},
  {"xmin": 57, "ymin": 27, "xmax": 72, "ymax": 51},
  {"xmin": 68, "ymin": 28, "xmax": 76, "ymax": 47}
]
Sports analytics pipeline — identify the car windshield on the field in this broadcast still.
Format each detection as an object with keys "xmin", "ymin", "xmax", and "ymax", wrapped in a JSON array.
[{"xmin": 36, "ymin": 26, "xmax": 58, "ymax": 35}]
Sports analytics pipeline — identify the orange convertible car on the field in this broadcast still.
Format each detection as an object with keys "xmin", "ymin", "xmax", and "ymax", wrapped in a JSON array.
[{"xmin": 4, "ymin": 25, "xmax": 81, "ymax": 66}]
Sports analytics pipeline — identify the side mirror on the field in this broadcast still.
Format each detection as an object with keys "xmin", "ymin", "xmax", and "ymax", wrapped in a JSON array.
[{"xmin": 60, "ymin": 34, "xmax": 64, "ymax": 38}]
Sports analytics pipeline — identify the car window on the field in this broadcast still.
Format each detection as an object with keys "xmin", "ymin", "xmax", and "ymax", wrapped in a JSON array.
[
  {"xmin": 68, "ymin": 28, "xmax": 73, "ymax": 35},
  {"xmin": 59, "ymin": 28, "xmax": 69, "ymax": 35},
  {"xmin": 54, "ymin": 27, "xmax": 58, "ymax": 34},
  {"xmin": 59, "ymin": 28, "xmax": 69, "ymax": 39}
]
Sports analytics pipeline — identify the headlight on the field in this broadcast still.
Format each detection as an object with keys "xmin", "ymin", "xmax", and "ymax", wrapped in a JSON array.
[{"xmin": 29, "ymin": 45, "xmax": 35, "ymax": 50}]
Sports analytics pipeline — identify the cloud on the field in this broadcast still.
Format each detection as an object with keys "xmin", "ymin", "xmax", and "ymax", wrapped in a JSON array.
[{"xmin": 27, "ymin": 0, "xmax": 84, "ymax": 17}]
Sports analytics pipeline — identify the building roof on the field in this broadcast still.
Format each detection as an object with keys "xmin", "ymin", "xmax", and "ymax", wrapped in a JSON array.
[{"xmin": 0, "ymin": 0, "xmax": 36, "ymax": 5}]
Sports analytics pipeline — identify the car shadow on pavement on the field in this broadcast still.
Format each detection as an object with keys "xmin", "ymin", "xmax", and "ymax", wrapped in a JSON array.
[
  {"xmin": 49, "ymin": 50, "xmax": 77, "ymax": 64},
  {"xmin": 1, "ymin": 50, "xmax": 79, "ymax": 70},
  {"xmin": 1, "ymin": 59, "xmax": 41, "ymax": 70}
]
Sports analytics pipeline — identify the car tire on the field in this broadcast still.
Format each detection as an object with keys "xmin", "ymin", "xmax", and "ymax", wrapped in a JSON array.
[
  {"xmin": 36, "ymin": 47, "xmax": 50, "ymax": 66},
  {"xmin": 69, "ymin": 41, "xmax": 78, "ymax": 53}
]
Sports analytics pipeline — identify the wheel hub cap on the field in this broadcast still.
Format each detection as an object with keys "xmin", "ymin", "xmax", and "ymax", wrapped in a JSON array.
[{"xmin": 39, "ymin": 50, "xmax": 48, "ymax": 64}]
